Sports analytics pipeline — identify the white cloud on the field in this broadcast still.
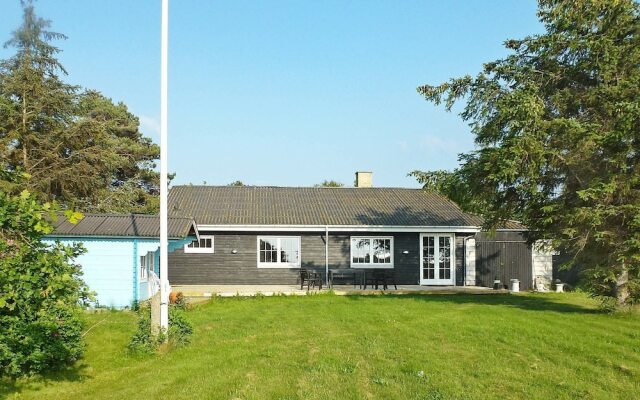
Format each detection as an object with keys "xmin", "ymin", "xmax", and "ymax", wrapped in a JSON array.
[{"xmin": 138, "ymin": 115, "xmax": 160, "ymax": 137}]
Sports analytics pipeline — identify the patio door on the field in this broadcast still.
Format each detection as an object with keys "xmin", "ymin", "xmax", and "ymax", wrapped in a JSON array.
[{"xmin": 420, "ymin": 234, "xmax": 455, "ymax": 285}]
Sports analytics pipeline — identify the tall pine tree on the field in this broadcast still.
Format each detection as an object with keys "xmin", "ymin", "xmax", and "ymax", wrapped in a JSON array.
[
  {"xmin": 418, "ymin": 0, "xmax": 640, "ymax": 306},
  {"xmin": 0, "ymin": 1, "xmax": 160, "ymax": 213}
]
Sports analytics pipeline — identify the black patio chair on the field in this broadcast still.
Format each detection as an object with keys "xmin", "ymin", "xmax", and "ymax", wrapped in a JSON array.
[{"xmin": 300, "ymin": 268, "xmax": 323, "ymax": 290}]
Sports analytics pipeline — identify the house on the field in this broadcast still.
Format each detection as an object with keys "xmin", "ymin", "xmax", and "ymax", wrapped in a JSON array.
[
  {"xmin": 166, "ymin": 172, "xmax": 552, "ymax": 289},
  {"xmin": 46, "ymin": 213, "xmax": 197, "ymax": 307}
]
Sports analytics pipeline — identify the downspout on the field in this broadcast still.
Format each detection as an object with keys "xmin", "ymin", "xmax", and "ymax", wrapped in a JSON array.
[
  {"xmin": 325, "ymin": 225, "xmax": 329, "ymax": 285},
  {"xmin": 463, "ymin": 236, "xmax": 469, "ymax": 287},
  {"xmin": 133, "ymin": 238, "xmax": 139, "ymax": 303}
]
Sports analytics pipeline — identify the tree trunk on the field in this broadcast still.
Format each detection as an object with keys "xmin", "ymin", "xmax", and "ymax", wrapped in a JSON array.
[
  {"xmin": 615, "ymin": 266, "xmax": 630, "ymax": 306},
  {"xmin": 22, "ymin": 93, "xmax": 28, "ymax": 171}
]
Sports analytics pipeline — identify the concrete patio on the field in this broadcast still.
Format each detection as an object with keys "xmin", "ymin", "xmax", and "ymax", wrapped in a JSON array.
[{"xmin": 171, "ymin": 284, "xmax": 508, "ymax": 299}]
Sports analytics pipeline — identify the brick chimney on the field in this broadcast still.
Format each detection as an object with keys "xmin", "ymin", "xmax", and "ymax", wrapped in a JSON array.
[{"xmin": 355, "ymin": 171, "xmax": 373, "ymax": 188}]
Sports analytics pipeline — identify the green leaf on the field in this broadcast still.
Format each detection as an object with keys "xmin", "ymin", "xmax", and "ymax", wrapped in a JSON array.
[{"xmin": 64, "ymin": 210, "xmax": 84, "ymax": 225}]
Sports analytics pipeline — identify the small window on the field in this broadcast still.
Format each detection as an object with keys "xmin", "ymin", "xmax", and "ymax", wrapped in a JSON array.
[
  {"xmin": 257, "ymin": 236, "xmax": 301, "ymax": 268},
  {"xmin": 350, "ymin": 236, "xmax": 393, "ymax": 268},
  {"xmin": 148, "ymin": 253, "xmax": 155, "ymax": 275},
  {"xmin": 140, "ymin": 255, "xmax": 148, "ymax": 280},
  {"xmin": 184, "ymin": 236, "xmax": 214, "ymax": 253}
]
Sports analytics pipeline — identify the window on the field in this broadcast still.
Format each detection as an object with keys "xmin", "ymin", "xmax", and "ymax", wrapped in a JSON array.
[
  {"xmin": 350, "ymin": 236, "xmax": 393, "ymax": 268},
  {"xmin": 148, "ymin": 252, "xmax": 155, "ymax": 275},
  {"xmin": 257, "ymin": 236, "xmax": 301, "ymax": 268},
  {"xmin": 140, "ymin": 255, "xmax": 148, "ymax": 280},
  {"xmin": 184, "ymin": 236, "xmax": 214, "ymax": 253}
]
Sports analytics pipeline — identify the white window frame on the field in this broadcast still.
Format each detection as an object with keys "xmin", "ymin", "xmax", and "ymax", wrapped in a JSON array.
[
  {"xmin": 184, "ymin": 235, "xmax": 215, "ymax": 254},
  {"xmin": 257, "ymin": 236, "xmax": 301, "ymax": 268},
  {"xmin": 350, "ymin": 236, "xmax": 394, "ymax": 269},
  {"xmin": 147, "ymin": 252, "xmax": 155, "ymax": 275},
  {"xmin": 139, "ymin": 255, "xmax": 148, "ymax": 281}
]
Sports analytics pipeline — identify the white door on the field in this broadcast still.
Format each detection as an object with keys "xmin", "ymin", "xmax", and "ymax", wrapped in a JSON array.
[{"xmin": 420, "ymin": 234, "xmax": 455, "ymax": 285}]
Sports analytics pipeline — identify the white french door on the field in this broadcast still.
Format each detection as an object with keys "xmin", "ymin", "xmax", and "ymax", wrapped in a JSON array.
[{"xmin": 420, "ymin": 234, "xmax": 455, "ymax": 285}]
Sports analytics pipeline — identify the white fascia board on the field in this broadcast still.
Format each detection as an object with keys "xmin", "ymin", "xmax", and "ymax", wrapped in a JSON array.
[
  {"xmin": 196, "ymin": 224, "xmax": 481, "ymax": 233},
  {"xmin": 44, "ymin": 235, "xmax": 186, "ymax": 240}
]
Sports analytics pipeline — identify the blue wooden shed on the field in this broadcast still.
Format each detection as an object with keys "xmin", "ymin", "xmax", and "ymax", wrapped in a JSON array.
[{"xmin": 45, "ymin": 214, "xmax": 197, "ymax": 308}]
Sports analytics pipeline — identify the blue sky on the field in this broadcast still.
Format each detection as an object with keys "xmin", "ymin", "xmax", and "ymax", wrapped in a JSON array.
[{"xmin": 0, "ymin": 0, "xmax": 542, "ymax": 187}]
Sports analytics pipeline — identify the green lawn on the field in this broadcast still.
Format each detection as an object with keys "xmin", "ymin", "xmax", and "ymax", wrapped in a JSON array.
[{"xmin": 2, "ymin": 292, "xmax": 639, "ymax": 399}]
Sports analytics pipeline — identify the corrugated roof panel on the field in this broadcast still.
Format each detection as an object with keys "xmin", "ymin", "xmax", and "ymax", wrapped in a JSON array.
[
  {"xmin": 50, "ymin": 213, "xmax": 196, "ymax": 238},
  {"xmin": 168, "ymin": 186, "xmax": 484, "ymax": 227}
]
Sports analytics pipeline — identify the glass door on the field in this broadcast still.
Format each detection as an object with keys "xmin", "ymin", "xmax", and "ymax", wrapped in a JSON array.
[{"xmin": 420, "ymin": 234, "xmax": 454, "ymax": 285}]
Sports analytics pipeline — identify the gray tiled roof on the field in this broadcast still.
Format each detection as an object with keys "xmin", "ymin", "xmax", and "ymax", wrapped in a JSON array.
[
  {"xmin": 168, "ymin": 186, "xmax": 484, "ymax": 227},
  {"xmin": 50, "ymin": 213, "xmax": 196, "ymax": 238}
]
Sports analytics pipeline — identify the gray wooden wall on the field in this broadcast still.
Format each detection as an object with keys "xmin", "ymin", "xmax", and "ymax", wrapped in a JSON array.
[
  {"xmin": 474, "ymin": 231, "xmax": 533, "ymax": 290},
  {"xmin": 168, "ymin": 231, "xmax": 469, "ymax": 286}
]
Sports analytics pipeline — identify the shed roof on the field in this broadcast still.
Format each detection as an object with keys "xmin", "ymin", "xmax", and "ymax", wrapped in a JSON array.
[
  {"xmin": 168, "ymin": 185, "xmax": 484, "ymax": 227},
  {"xmin": 50, "ymin": 213, "xmax": 197, "ymax": 239}
]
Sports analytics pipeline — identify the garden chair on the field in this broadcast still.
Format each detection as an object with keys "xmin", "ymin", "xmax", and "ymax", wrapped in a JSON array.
[{"xmin": 300, "ymin": 268, "xmax": 323, "ymax": 290}]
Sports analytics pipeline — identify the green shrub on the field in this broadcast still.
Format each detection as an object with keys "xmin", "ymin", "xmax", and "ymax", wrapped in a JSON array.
[
  {"xmin": 168, "ymin": 306, "xmax": 193, "ymax": 346},
  {"xmin": 173, "ymin": 292, "xmax": 188, "ymax": 310},
  {"xmin": 0, "ymin": 172, "xmax": 91, "ymax": 378},
  {"xmin": 128, "ymin": 303, "xmax": 193, "ymax": 354},
  {"xmin": 127, "ymin": 303, "xmax": 157, "ymax": 354},
  {"xmin": 0, "ymin": 305, "xmax": 85, "ymax": 378}
]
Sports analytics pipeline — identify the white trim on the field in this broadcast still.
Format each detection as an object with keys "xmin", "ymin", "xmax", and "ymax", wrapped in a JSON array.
[
  {"xmin": 184, "ymin": 235, "xmax": 215, "ymax": 253},
  {"xmin": 419, "ymin": 233, "xmax": 455, "ymax": 285},
  {"xmin": 139, "ymin": 255, "xmax": 148, "ymax": 282},
  {"xmin": 45, "ymin": 235, "xmax": 189, "ymax": 240},
  {"xmin": 257, "ymin": 236, "xmax": 301, "ymax": 269},
  {"xmin": 350, "ymin": 236, "xmax": 394, "ymax": 269},
  {"xmin": 198, "ymin": 224, "xmax": 480, "ymax": 233},
  {"xmin": 325, "ymin": 225, "xmax": 329, "ymax": 285},
  {"xmin": 148, "ymin": 251, "xmax": 155, "ymax": 276}
]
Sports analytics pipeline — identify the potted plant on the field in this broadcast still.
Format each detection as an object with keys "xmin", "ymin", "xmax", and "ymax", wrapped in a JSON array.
[{"xmin": 493, "ymin": 274, "xmax": 502, "ymax": 290}]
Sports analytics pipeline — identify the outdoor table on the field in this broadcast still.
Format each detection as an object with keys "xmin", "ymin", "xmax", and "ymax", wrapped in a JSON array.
[{"xmin": 328, "ymin": 268, "xmax": 365, "ymax": 289}]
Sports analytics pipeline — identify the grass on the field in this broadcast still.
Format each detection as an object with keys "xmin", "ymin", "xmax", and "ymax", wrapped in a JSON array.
[{"xmin": 2, "ymin": 292, "xmax": 639, "ymax": 399}]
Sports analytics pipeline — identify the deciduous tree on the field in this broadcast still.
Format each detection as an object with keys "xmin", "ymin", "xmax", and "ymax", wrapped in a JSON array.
[
  {"xmin": 0, "ymin": 171, "xmax": 91, "ymax": 377},
  {"xmin": 314, "ymin": 180, "xmax": 345, "ymax": 188}
]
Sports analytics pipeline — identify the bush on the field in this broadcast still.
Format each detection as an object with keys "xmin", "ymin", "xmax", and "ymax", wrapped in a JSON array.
[
  {"xmin": 127, "ymin": 303, "xmax": 192, "ymax": 354},
  {"xmin": 168, "ymin": 306, "xmax": 193, "ymax": 346},
  {"xmin": 127, "ymin": 303, "xmax": 157, "ymax": 354},
  {"xmin": 0, "ymin": 305, "xmax": 85, "ymax": 377},
  {"xmin": 0, "ymin": 173, "xmax": 91, "ymax": 378},
  {"xmin": 173, "ymin": 292, "xmax": 188, "ymax": 310}
]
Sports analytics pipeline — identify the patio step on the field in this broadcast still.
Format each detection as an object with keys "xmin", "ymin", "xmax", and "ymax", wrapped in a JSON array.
[{"xmin": 171, "ymin": 285, "xmax": 510, "ymax": 299}]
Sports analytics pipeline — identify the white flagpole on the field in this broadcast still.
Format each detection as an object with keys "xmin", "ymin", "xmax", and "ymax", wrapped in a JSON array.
[{"xmin": 159, "ymin": 0, "xmax": 169, "ymax": 332}]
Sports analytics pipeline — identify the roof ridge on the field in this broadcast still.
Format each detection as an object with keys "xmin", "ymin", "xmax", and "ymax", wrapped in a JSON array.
[{"xmin": 170, "ymin": 185, "xmax": 424, "ymax": 190}]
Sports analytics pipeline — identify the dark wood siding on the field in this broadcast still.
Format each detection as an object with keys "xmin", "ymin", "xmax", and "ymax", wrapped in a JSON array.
[
  {"xmin": 475, "ymin": 231, "xmax": 533, "ymax": 290},
  {"xmin": 168, "ymin": 231, "xmax": 466, "ymax": 286}
]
